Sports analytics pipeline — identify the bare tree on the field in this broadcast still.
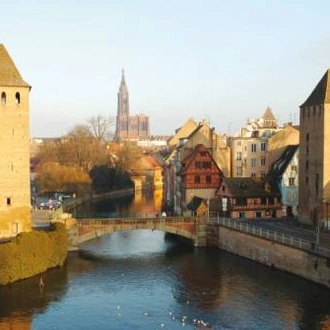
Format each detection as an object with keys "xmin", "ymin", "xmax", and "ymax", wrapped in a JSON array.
[{"xmin": 86, "ymin": 115, "xmax": 115, "ymax": 142}]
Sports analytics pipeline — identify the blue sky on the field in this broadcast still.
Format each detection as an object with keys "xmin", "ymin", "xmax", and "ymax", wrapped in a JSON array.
[{"xmin": 2, "ymin": 0, "xmax": 330, "ymax": 137}]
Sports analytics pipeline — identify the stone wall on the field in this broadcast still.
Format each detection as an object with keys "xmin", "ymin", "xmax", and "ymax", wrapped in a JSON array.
[{"xmin": 209, "ymin": 224, "xmax": 330, "ymax": 289}]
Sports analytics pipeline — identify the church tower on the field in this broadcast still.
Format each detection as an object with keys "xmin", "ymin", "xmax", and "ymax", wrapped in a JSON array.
[
  {"xmin": 0, "ymin": 44, "xmax": 31, "ymax": 238},
  {"xmin": 115, "ymin": 69, "xmax": 130, "ymax": 140},
  {"xmin": 299, "ymin": 69, "xmax": 330, "ymax": 226}
]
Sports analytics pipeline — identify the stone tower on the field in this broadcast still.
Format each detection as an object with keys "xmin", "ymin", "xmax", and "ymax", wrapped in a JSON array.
[
  {"xmin": 115, "ymin": 69, "xmax": 130, "ymax": 140},
  {"xmin": 299, "ymin": 69, "xmax": 330, "ymax": 226},
  {"xmin": 0, "ymin": 44, "xmax": 31, "ymax": 237}
]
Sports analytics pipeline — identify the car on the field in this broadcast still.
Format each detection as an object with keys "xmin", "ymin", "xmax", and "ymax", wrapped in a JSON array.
[{"xmin": 35, "ymin": 197, "xmax": 61, "ymax": 210}]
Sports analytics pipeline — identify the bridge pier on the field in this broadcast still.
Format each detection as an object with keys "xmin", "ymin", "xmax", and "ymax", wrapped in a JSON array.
[{"xmin": 194, "ymin": 221, "xmax": 209, "ymax": 247}]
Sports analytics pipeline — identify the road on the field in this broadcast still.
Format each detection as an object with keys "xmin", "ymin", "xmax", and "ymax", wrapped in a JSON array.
[{"xmin": 245, "ymin": 219, "xmax": 330, "ymax": 249}]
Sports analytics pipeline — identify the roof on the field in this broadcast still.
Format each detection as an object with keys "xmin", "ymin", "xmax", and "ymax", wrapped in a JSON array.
[
  {"xmin": 0, "ymin": 44, "xmax": 30, "ymax": 88},
  {"xmin": 131, "ymin": 155, "xmax": 162, "ymax": 170},
  {"xmin": 262, "ymin": 106, "xmax": 276, "ymax": 121},
  {"xmin": 178, "ymin": 144, "xmax": 223, "ymax": 176},
  {"xmin": 220, "ymin": 177, "xmax": 280, "ymax": 198},
  {"xmin": 167, "ymin": 118, "xmax": 198, "ymax": 147},
  {"xmin": 187, "ymin": 196, "xmax": 204, "ymax": 211},
  {"xmin": 301, "ymin": 69, "xmax": 330, "ymax": 107},
  {"xmin": 267, "ymin": 144, "xmax": 298, "ymax": 177}
]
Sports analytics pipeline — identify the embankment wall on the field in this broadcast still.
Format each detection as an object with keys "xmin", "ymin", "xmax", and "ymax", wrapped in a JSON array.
[{"xmin": 208, "ymin": 225, "xmax": 330, "ymax": 289}]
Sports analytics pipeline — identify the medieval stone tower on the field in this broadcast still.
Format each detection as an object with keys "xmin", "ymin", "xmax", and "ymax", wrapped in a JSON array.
[
  {"xmin": 0, "ymin": 44, "xmax": 31, "ymax": 238},
  {"xmin": 299, "ymin": 69, "xmax": 330, "ymax": 226},
  {"xmin": 115, "ymin": 70, "xmax": 150, "ymax": 140}
]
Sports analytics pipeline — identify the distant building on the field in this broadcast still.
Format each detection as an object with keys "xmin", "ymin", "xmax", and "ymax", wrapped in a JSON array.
[
  {"xmin": 177, "ymin": 144, "xmax": 224, "ymax": 214},
  {"xmin": 0, "ymin": 44, "xmax": 31, "ymax": 238},
  {"xmin": 115, "ymin": 70, "xmax": 150, "ymax": 140},
  {"xmin": 299, "ymin": 69, "xmax": 330, "ymax": 226},
  {"xmin": 230, "ymin": 107, "xmax": 282, "ymax": 179},
  {"xmin": 216, "ymin": 177, "xmax": 282, "ymax": 219}
]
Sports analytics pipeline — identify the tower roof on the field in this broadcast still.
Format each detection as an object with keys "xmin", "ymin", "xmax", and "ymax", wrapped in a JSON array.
[
  {"xmin": 301, "ymin": 69, "xmax": 330, "ymax": 107},
  {"xmin": 0, "ymin": 44, "xmax": 30, "ymax": 88},
  {"xmin": 262, "ymin": 106, "xmax": 276, "ymax": 121},
  {"xmin": 120, "ymin": 69, "xmax": 127, "ymax": 87}
]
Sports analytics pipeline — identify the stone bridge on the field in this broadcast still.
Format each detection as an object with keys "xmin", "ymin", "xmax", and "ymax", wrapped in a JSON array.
[{"xmin": 67, "ymin": 216, "xmax": 209, "ymax": 251}]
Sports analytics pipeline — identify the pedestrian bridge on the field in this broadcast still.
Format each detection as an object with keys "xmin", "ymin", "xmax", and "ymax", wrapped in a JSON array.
[{"xmin": 67, "ymin": 216, "xmax": 209, "ymax": 250}]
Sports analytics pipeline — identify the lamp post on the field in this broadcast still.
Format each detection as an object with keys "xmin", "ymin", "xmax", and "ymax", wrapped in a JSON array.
[
  {"xmin": 315, "ymin": 226, "xmax": 320, "ymax": 252},
  {"xmin": 322, "ymin": 198, "xmax": 329, "ymax": 230}
]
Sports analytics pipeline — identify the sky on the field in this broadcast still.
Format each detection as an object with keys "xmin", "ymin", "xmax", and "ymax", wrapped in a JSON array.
[{"xmin": 2, "ymin": 0, "xmax": 330, "ymax": 138}]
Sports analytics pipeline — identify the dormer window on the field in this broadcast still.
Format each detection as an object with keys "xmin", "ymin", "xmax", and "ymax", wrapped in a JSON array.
[
  {"xmin": 1, "ymin": 92, "xmax": 6, "ymax": 104},
  {"xmin": 15, "ymin": 92, "xmax": 20, "ymax": 104}
]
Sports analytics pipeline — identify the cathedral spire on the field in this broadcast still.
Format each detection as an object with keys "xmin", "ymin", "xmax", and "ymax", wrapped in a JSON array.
[{"xmin": 120, "ymin": 68, "xmax": 126, "ymax": 87}]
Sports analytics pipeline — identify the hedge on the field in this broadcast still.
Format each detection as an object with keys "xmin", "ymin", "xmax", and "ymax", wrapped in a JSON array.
[{"xmin": 0, "ymin": 223, "xmax": 68, "ymax": 285}]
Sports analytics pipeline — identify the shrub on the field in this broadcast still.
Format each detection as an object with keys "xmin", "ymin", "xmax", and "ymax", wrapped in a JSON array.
[{"xmin": 0, "ymin": 223, "xmax": 68, "ymax": 285}]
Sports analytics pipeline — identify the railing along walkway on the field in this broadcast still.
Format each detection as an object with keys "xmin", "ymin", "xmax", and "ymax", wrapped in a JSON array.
[{"xmin": 210, "ymin": 217, "xmax": 330, "ymax": 258}]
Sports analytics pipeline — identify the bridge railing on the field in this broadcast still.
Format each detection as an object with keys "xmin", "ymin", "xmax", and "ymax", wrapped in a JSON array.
[{"xmin": 210, "ymin": 217, "xmax": 330, "ymax": 258}]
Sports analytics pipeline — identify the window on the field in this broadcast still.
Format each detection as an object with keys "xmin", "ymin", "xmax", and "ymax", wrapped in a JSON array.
[
  {"xmin": 261, "ymin": 172, "xmax": 266, "ymax": 179},
  {"xmin": 251, "ymin": 159, "xmax": 256, "ymax": 167},
  {"xmin": 206, "ymin": 175, "xmax": 211, "ymax": 184},
  {"xmin": 251, "ymin": 173, "xmax": 256, "ymax": 178},
  {"xmin": 238, "ymin": 212, "xmax": 245, "ymax": 218},
  {"xmin": 200, "ymin": 151, "xmax": 207, "ymax": 157},
  {"xmin": 195, "ymin": 161, "xmax": 201, "ymax": 169},
  {"xmin": 260, "ymin": 142, "xmax": 266, "ymax": 151},
  {"xmin": 305, "ymin": 176, "xmax": 309, "ymax": 184},
  {"xmin": 15, "ymin": 92, "xmax": 20, "ymax": 104},
  {"xmin": 202, "ymin": 161, "xmax": 211, "ymax": 169},
  {"xmin": 289, "ymin": 178, "xmax": 295, "ymax": 186},
  {"xmin": 6, "ymin": 197, "xmax": 11, "ymax": 206},
  {"xmin": 251, "ymin": 144, "xmax": 257, "ymax": 152},
  {"xmin": 306, "ymin": 133, "xmax": 309, "ymax": 142},
  {"xmin": 1, "ymin": 92, "xmax": 6, "ymax": 104},
  {"xmin": 236, "ymin": 166, "xmax": 242, "ymax": 176},
  {"xmin": 194, "ymin": 175, "xmax": 200, "ymax": 184},
  {"xmin": 291, "ymin": 165, "xmax": 297, "ymax": 172},
  {"xmin": 236, "ymin": 152, "xmax": 242, "ymax": 161},
  {"xmin": 260, "ymin": 158, "xmax": 266, "ymax": 166},
  {"xmin": 237, "ymin": 141, "xmax": 241, "ymax": 146},
  {"xmin": 305, "ymin": 160, "xmax": 309, "ymax": 171}
]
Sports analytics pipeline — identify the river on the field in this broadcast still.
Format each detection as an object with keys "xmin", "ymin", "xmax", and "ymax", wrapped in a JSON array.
[{"xmin": 1, "ymin": 191, "xmax": 330, "ymax": 329}]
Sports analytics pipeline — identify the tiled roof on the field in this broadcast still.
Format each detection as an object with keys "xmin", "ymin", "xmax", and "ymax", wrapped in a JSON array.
[
  {"xmin": 0, "ymin": 44, "xmax": 30, "ymax": 88},
  {"xmin": 301, "ymin": 69, "xmax": 330, "ymax": 107},
  {"xmin": 221, "ymin": 177, "xmax": 280, "ymax": 197}
]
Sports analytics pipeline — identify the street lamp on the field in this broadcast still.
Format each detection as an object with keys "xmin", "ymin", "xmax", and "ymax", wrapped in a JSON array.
[{"xmin": 315, "ymin": 226, "xmax": 320, "ymax": 252}]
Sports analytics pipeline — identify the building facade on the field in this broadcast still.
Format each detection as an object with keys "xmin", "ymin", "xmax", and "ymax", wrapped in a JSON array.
[
  {"xmin": 0, "ymin": 44, "xmax": 31, "ymax": 238},
  {"xmin": 299, "ymin": 69, "xmax": 330, "ymax": 226},
  {"xmin": 230, "ymin": 107, "xmax": 281, "ymax": 179},
  {"xmin": 115, "ymin": 70, "xmax": 150, "ymax": 140}
]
